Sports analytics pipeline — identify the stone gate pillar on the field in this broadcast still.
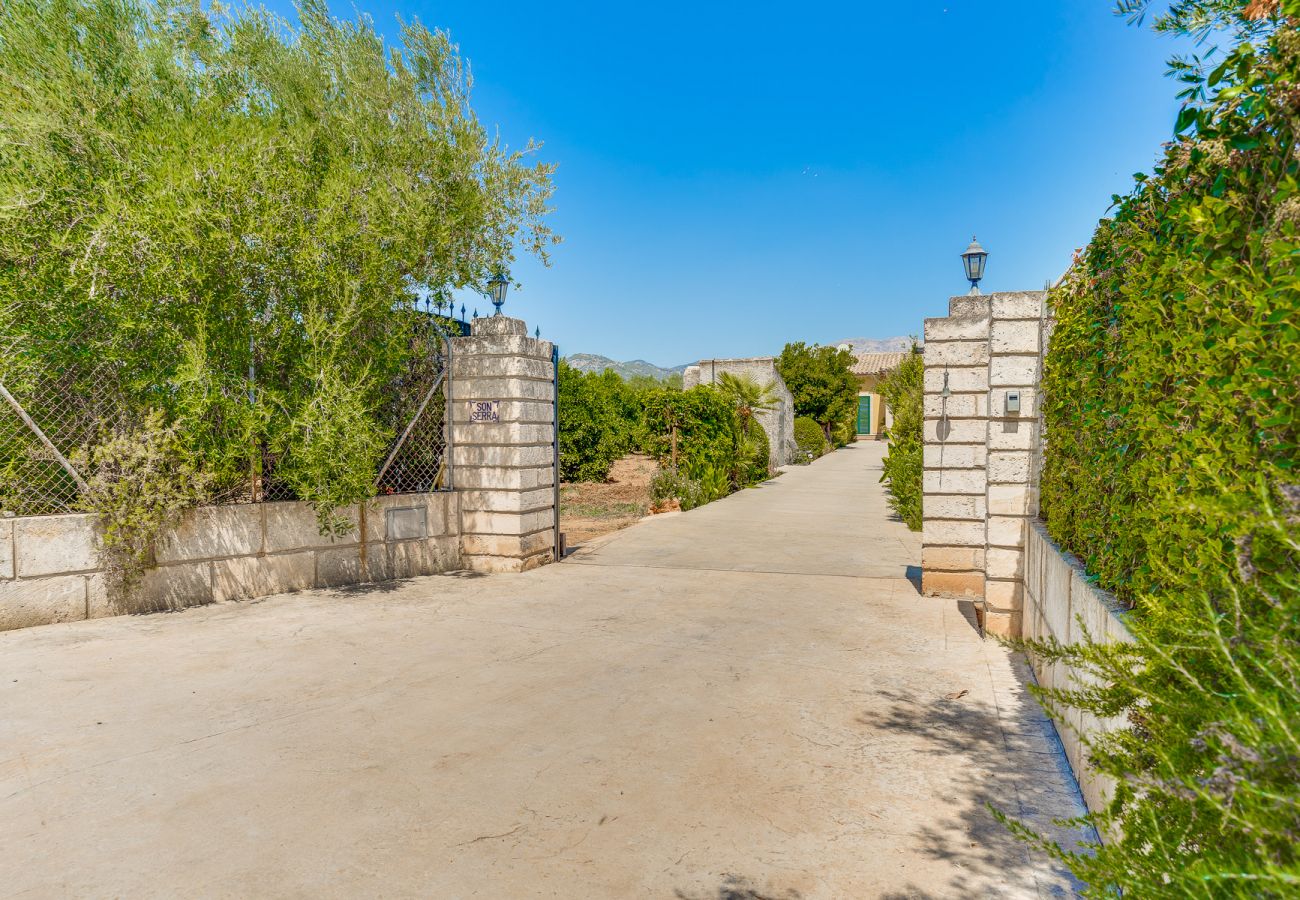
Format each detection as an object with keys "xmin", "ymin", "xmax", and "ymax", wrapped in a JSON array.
[
  {"xmin": 450, "ymin": 316, "xmax": 558, "ymax": 573},
  {"xmin": 921, "ymin": 291, "xmax": 1048, "ymax": 637}
]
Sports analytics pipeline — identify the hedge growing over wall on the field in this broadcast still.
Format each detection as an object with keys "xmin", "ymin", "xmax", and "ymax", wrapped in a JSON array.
[{"xmin": 1024, "ymin": 6, "xmax": 1300, "ymax": 893}]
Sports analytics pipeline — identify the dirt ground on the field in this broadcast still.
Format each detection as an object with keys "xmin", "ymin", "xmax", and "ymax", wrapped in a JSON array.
[{"xmin": 560, "ymin": 453, "xmax": 657, "ymax": 547}]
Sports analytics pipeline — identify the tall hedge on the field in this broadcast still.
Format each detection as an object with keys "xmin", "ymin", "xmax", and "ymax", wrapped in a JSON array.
[
  {"xmin": 1022, "ymin": 5, "xmax": 1300, "ymax": 893},
  {"xmin": 879, "ymin": 346, "xmax": 922, "ymax": 531}
]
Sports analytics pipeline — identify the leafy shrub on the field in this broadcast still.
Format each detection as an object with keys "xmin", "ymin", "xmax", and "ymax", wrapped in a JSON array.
[
  {"xmin": 649, "ymin": 468, "xmax": 709, "ymax": 511},
  {"xmin": 878, "ymin": 347, "xmax": 922, "ymax": 531},
  {"xmin": 641, "ymin": 386, "xmax": 739, "ymax": 483},
  {"xmin": 739, "ymin": 422, "xmax": 770, "ymax": 486},
  {"xmin": 1012, "ymin": 5, "xmax": 1300, "ymax": 893},
  {"xmin": 73, "ymin": 411, "xmax": 210, "ymax": 592},
  {"xmin": 557, "ymin": 363, "xmax": 640, "ymax": 482},
  {"xmin": 793, "ymin": 417, "xmax": 828, "ymax": 462}
]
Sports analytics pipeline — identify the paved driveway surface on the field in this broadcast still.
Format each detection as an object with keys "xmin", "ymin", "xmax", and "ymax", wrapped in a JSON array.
[{"xmin": 1, "ymin": 443, "xmax": 1091, "ymax": 898}]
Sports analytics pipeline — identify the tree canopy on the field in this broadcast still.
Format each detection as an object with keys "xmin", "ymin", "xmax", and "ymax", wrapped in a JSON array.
[
  {"xmin": 775, "ymin": 342, "xmax": 858, "ymax": 443},
  {"xmin": 0, "ymin": 0, "xmax": 558, "ymax": 534}
]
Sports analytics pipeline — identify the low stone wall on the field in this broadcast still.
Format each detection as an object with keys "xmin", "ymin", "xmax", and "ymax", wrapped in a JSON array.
[
  {"xmin": 0, "ymin": 492, "xmax": 460, "ymax": 632},
  {"xmin": 1024, "ymin": 519, "xmax": 1132, "ymax": 815}
]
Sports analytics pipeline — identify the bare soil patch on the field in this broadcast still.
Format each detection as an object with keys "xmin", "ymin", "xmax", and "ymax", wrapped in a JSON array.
[{"xmin": 560, "ymin": 453, "xmax": 658, "ymax": 547}]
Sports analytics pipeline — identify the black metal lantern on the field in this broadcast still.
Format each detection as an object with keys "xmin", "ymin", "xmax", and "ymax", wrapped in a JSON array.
[
  {"xmin": 488, "ymin": 270, "xmax": 509, "ymax": 316},
  {"xmin": 960, "ymin": 236, "xmax": 988, "ymax": 294}
]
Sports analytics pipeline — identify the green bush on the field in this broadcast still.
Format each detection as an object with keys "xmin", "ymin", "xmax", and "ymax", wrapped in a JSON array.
[
  {"xmin": 793, "ymin": 417, "xmax": 827, "ymax": 463},
  {"xmin": 878, "ymin": 347, "xmax": 922, "ymax": 531},
  {"xmin": 641, "ymin": 386, "xmax": 738, "ymax": 483},
  {"xmin": 557, "ymin": 364, "xmax": 640, "ymax": 482},
  {"xmin": 739, "ymin": 422, "xmax": 770, "ymax": 486},
  {"xmin": 1011, "ymin": 6, "xmax": 1300, "ymax": 893}
]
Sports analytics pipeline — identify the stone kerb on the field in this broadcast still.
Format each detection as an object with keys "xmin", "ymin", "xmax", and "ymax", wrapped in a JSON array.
[{"xmin": 450, "ymin": 315, "xmax": 558, "ymax": 573}]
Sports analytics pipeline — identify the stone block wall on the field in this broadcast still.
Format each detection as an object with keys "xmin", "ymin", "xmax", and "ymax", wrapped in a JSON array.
[
  {"xmin": 0, "ymin": 493, "xmax": 460, "ymax": 632},
  {"xmin": 450, "ymin": 316, "xmax": 558, "ymax": 572},
  {"xmin": 921, "ymin": 291, "xmax": 1048, "ymax": 637},
  {"xmin": 1, "ymin": 313, "xmax": 564, "ymax": 631},
  {"xmin": 1024, "ymin": 520, "xmax": 1133, "ymax": 817},
  {"xmin": 683, "ymin": 357, "xmax": 797, "ymax": 468}
]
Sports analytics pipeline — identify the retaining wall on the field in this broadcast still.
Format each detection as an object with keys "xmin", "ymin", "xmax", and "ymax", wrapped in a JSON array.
[
  {"xmin": 0, "ymin": 492, "xmax": 460, "ymax": 632},
  {"xmin": 1024, "ymin": 519, "xmax": 1133, "ymax": 815}
]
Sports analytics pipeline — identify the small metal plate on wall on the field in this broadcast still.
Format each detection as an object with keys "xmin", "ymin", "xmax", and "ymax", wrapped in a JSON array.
[
  {"xmin": 386, "ymin": 506, "xmax": 427, "ymax": 541},
  {"xmin": 468, "ymin": 400, "xmax": 500, "ymax": 423}
]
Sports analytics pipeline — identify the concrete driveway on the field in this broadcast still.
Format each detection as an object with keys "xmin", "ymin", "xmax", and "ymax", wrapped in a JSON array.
[{"xmin": 1, "ymin": 443, "xmax": 1091, "ymax": 898}]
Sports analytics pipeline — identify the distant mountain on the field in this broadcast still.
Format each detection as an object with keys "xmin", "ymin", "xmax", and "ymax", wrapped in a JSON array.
[
  {"xmin": 828, "ymin": 336, "xmax": 918, "ymax": 353},
  {"xmin": 563, "ymin": 354, "xmax": 688, "ymax": 381}
]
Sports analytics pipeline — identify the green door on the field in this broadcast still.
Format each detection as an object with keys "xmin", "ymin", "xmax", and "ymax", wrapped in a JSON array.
[{"xmin": 856, "ymin": 395, "xmax": 872, "ymax": 434}]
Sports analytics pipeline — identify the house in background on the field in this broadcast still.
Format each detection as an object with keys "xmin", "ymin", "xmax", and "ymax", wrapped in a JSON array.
[{"xmin": 850, "ymin": 351, "xmax": 907, "ymax": 439}]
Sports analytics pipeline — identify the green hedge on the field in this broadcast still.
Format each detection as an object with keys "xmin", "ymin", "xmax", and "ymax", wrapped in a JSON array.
[
  {"xmin": 1021, "ymin": 10, "xmax": 1300, "ymax": 893},
  {"xmin": 878, "ymin": 347, "xmax": 922, "ymax": 531},
  {"xmin": 792, "ymin": 416, "xmax": 827, "ymax": 462}
]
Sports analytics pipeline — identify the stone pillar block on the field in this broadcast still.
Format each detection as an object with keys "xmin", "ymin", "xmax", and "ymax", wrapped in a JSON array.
[
  {"xmin": 921, "ymin": 291, "xmax": 1049, "ymax": 634},
  {"xmin": 451, "ymin": 316, "xmax": 558, "ymax": 573}
]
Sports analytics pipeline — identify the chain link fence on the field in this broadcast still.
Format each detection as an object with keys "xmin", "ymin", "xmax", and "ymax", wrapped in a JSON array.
[{"xmin": 0, "ymin": 315, "xmax": 454, "ymax": 518}]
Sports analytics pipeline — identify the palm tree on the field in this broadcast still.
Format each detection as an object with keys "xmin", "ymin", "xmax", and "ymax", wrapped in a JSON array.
[{"xmin": 716, "ymin": 372, "xmax": 778, "ymax": 437}]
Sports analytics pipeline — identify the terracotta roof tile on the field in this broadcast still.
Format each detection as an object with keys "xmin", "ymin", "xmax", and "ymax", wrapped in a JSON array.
[{"xmin": 850, "ymin": 351, "xmax": 908, "ymax": 376}]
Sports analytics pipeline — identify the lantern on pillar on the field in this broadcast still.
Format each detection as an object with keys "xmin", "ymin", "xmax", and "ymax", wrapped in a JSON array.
[
  {"xmin": 488, "ymin": 270, "xmax": 509, "ymax": 316},
  {"xmin": 960, "ymin": 236, "xmax": 988, "ymax": 295}
]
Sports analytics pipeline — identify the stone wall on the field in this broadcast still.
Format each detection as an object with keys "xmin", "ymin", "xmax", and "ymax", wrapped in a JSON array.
[
  {"xmin": 0, "ymin": 313, "xmax": 562, "ymax": 630},
  {"xmin": 1024, "ymin": 520, "xmax": 1132, "ymax": 817},
  {"xmin": 450, "ymin": 316, "xmax": 558, "ymax": 572},
  {"xmin": 682, "ymin": 357, "xmax": 797, "ymax": 468},
  {"xmin": 921, "ymin": 291, "xmax": 1048, "ymax": 637},
  {"xmin": 0, "ymin": 492, "xmax": 460, "ymax": 632}
]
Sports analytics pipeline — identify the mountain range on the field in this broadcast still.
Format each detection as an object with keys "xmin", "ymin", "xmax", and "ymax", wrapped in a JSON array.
[
  {"xmin": 827, "ymin": 336, "xmax": 917, "ymax": 353},
  {"xmin": 563, "ymin": 336, "xmax": 914, "ymax": 381},
  {"xmin": 562, "ymin": 354, "xmax": 690, "ymax": 381}
]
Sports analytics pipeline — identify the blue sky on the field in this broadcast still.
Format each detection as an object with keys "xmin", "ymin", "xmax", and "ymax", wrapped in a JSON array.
[{"xmin": 270, "ymin": 0, "xmax": 1191, "ymax": 365}]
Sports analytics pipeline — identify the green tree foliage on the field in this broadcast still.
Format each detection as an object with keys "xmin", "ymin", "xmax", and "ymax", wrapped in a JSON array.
[
  {"xmin": 556, "ymin": 363, "xmax": 639, "ymax": 482},
  {"xmin": 775, "ymin": 342, "xmax": 858, "ymax": 446},
  {"xmin": 641, "ymin": 387, "xmax": 737, "ymax": 485},
  {"xmin": 878, "ymin": 346, "xmax": 922, "ymax": 531},
  {"xmin": 739, "ymin": 421, "xmax": 771, "ymax": 486},
  {"xmin": 715, "ymin": 372, "xmax": 778, "ymax": 439},
  {"xmin": 1014, "ymin": 2, "xmax": 1300, "ymax": 892},
  {"xmin": 0, "ymin": 0, "xmax": 556, "ymax": 534},
  {"xmin": 792, "ymin": 417, "xmax": 828, "ymax": 463}
]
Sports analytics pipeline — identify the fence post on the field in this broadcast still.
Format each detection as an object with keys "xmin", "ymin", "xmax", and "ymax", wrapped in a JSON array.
[{"xmin": 450, "ymin": 316, "xmax": 558, "ymax": 573}]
